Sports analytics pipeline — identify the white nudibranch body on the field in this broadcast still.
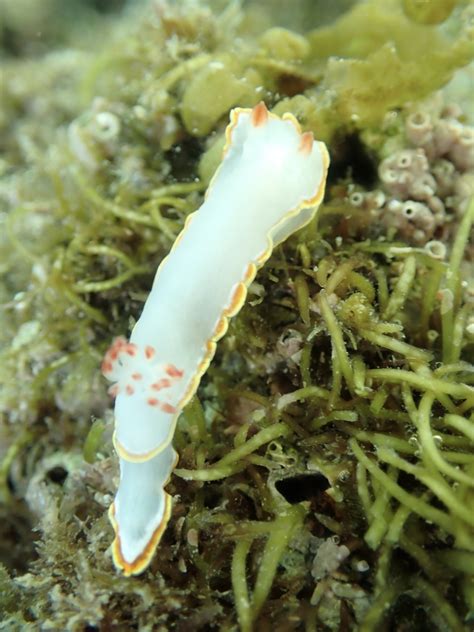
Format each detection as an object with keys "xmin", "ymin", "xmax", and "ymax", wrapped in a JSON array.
[{"xmin": 102, "ymin": 102, "xmax": 329, "ymax": 575}]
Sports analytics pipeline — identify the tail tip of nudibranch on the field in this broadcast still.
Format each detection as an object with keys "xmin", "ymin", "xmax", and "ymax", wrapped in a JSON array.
[
  {"xmin": 251, "ymin": 101, "xmax": 268, "ymax": 127},
  {"xmin": 299, "ymin": 131, "xmax": 314, "ymax": 155}
]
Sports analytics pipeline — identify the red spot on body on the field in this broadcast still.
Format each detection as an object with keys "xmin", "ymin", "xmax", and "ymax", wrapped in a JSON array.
[
  {"xmin": 103, "ymin": 337, "xmax": 129, "ymax": 370},
  {"xmin": 125, "ymin": 384, "xmax": 135, "ymax": 395},
  {"xmin": 145, "ymin": 346, "xmax": 155, "ymax": 360},
  {"xmin": 147, "ymin": 397, "xmax": 159, "ymax": 406},
  {"xmin": 151, "ymin": 378, "xmax": 171, "ymax": 391},
  {"xmin": 161, "ymin": 402, "xmax": 176, "ymax": 414},
  {"xmin": 126, "ymin": 344, "xmax": 137, "ymax": 357},
  {"xmin": 165, "ymin": 364, "xmax": 183, "ymax": 378},
  {"xmin": 132, "ymin": 373, "xmax": 143, "ymax": 381},
  {"xmin": 110, "ymin": 337, "xmax": 126, "ymax": 353}
]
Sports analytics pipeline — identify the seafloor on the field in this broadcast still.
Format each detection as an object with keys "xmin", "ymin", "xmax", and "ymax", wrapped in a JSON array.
[{"xmin": 0, "ymin": 0, "xmax": 473, "ymax": 630}]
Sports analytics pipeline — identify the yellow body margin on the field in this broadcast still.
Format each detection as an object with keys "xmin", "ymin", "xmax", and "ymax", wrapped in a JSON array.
[
  {"xmin": 109, "ymin": 451, "xmax": 179, "ymax": 575},
  {"xmin": 114, "ymin": 104, "xmax": 329, "ymax": 464},
  {"xmin": 113, "ymin": 106, "xmax": 329, "ymax": 463},
  {"xmin": 110, "ymin": 103, "xmax": 329, "ymax": 575},
  {"xmin": 109, "ymin": 494, "xmax": 172, "ymax": 576}
]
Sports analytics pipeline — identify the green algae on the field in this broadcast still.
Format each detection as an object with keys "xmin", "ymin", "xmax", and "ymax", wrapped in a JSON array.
[
  {"xmin": 274, "ymin": 0, "xmax": 474, "ymax": 140},
  {"xmin": 1, "ymin": 0, "xmax": 474, "ymax": 630},
  {"xmin": 180, "ymin": 54, "xmax": 262, "ymax": 136},
  {"xmin": 402, "ymin": 0, "xmax": 457, "ymax": 25}
]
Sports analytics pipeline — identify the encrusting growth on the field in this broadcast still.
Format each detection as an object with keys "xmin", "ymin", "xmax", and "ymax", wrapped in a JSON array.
[{"xmin": 102, "ymin": 102, "xmax": 329, "ymax": 575}]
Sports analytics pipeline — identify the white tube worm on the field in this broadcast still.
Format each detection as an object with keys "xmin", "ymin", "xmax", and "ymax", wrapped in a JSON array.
[{"xmin": 102, "ymin": 103, "xmax": 329, "ymax": 575}]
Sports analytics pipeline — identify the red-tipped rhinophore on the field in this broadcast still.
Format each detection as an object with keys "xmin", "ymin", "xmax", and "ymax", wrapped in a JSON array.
[
  {"xmin": 251, "ymin": 101, "xmax": 269, "ymax": 127},
  {"xmin": 299, "ymin": 131, "xmax": 314, "ymax": 155}
]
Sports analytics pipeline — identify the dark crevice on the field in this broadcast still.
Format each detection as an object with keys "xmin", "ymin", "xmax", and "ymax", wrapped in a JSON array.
[
  {"xmin": 46, "ymin": 466, "xmax": 69, "ymax": 485},
  {"xmin": 328, "ymin": 132, "xmax": 378, "ymax": 188},
  {"xmin": 275, "ymin": 473, "xmax": 330, "ymax": 504},
  {"xmin": 165, "ymin": 136, "xmax": 204, "ymax": 181}
]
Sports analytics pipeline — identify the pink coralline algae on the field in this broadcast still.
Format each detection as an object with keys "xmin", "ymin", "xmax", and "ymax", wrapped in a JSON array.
[
  {"xmin": 406, "ymin": 108, "xmax": 474, "ymax": 171},
  {"xmin": 351, "ymin": 99, "xmax": 474, "ymax": 245}
]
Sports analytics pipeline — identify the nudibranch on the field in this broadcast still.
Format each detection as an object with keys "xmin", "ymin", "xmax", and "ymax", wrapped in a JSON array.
[{"xmin": 102, "ymin": 102, "xmax": 329, "ymax": 575}]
